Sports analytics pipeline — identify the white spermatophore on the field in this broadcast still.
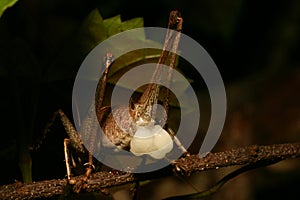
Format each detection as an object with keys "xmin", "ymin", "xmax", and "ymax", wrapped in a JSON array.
[{"xmin": 130, "ymin": 124, "xmax": 173, "ymax": 159}]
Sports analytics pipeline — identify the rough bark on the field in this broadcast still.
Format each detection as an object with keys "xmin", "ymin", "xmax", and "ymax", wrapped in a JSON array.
[{"xmin": 1, "ymin": 142, "xmax": 299, "ymax": 200}]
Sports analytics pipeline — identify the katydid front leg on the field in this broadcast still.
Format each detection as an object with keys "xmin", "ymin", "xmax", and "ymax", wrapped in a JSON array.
[
  {"xmin": 49, "ymin": 53, "xmax": 113, "ymax": 192},
  {"xmin": 72, "ymin": 52, "xmax": 113, "ymax": 192}
]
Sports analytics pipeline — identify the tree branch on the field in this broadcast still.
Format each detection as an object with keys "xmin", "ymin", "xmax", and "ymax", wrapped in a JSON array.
[
  {"xmin": 1, "ymin": 142, "xmax": 299, "ymax": 200},
  {"xmin": 173, "ymin": 142, "xmax": 300, "ymax": 174}
]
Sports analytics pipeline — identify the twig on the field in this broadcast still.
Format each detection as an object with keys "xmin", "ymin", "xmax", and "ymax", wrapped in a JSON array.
[
  {"xmin": 1, "ymin": 142, "xmax": 299, "ymax": 200},
  {"xmin": 0, "ymin": 171, "xmax": 135, "ymax": 200},
  {"xmin": 173, "ymin": 142, "xmax": 300, "ymax": 174}
]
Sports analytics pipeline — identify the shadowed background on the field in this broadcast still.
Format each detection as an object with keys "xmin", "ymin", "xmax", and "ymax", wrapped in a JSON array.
[{"xmin": 0, "ymin": 0, "xmax": 299, "ymax": 199}]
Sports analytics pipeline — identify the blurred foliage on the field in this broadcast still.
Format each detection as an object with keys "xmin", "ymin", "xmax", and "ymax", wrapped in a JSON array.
[{"xmin": 0, "ymin": 0, "xmax": 18, "ymax": 18}]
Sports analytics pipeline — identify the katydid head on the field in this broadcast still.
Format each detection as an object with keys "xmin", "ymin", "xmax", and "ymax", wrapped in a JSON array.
[
  {"xmin": 129, "ymin": 98, "xmax": 173, "ymax": 159},
  {"xmin": 129, "ymin": 99, "xmax": 154, "ymax": 126}
]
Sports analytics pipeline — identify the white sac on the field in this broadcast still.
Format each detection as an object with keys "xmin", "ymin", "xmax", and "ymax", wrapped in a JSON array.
[{"xmin": 130, "ymin": 124, "xmax": 173, "ymax": 159}]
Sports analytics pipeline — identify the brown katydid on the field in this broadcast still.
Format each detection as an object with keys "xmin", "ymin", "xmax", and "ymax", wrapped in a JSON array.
[{"xmin": 36, "ymin": 10, "xmax": 188, "ymax": 193}]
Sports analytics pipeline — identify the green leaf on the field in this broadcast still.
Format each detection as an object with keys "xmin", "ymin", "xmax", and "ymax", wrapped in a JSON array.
[
  {"xmin": 103, "ymin": 14, "xmax": 122, "ymax": 36},
  {"xmin": 0, "ymin": 0, "xmax": 18, "ymax": 18},
  {"xmin": 103, "ymin": 14, "xmax": 144, "ymax": 37},
  {"xmin": 78, "ymin": 9, "xmax": 144, "ymax": 51},
  {"xmin": 120, "ymin": 17, "xmax": 144, "ymax": 32},
  {"xmin": 75, "ymin": 10, "xmax": 161, "ymax": 81},
  {"xmin": 77, "ymin": 9, "xmax": 107, "ymax": 53}
]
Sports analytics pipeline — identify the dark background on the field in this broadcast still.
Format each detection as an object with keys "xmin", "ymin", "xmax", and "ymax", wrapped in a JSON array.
[{"xmin": 0, "ymin": 0, "xmax": 299, "ymax": 199}]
